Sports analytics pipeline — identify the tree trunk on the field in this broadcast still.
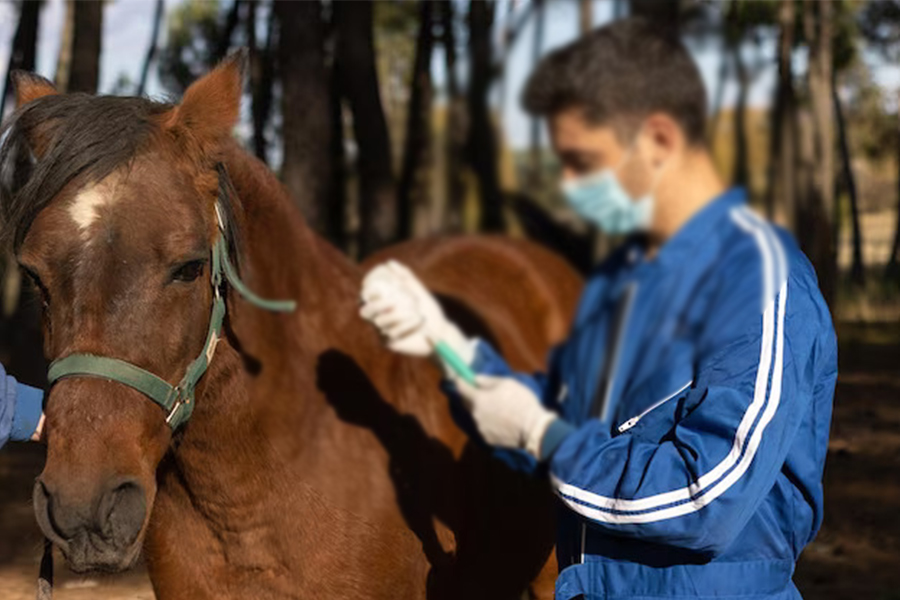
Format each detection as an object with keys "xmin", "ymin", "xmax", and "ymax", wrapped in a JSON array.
[
  {"xmin": 800, "ymin": 0, "xmax": 836, "ymax": 307},
  {"xmin": 766, "ymin": 0, "xmax": 796, "ymax": 226},
  {"xmin": 248, "ymin": 0, "xmax": 275, "ymax": 164},
  {"xmin": 497, "ymin": 2, "xmax": 515, "ymax": 112},
  {"xmin": 329, "ymin": 59, "xmax": 347, "ymax": 253},
  {"xmin": 335, "ymin": 0, "xmax": 397, "ymax": 256},
  {"xmin": 885, "ymin": 95, "xmax": 900, "ymax": 283},
  {"xmin": 1, "ymin": 0, "xmax": 40, "ymax": 119},
  {"xmin": 137, "ymin": 0, "xmax": 165, "ymax": 97},
  {"xmin": 706, "ymin": 42, "xmax": 729, "ymax": 146},
  {"xmin": 397, "ymin": 0, "xmax": 435, "ymax": 240},
  {"xmin": 1, "ymin": 0, "xmax": 40, "ymax": 320},
  {"xmin": 466, "ymin": 0, "xmax": 504, "ymax": 232},
  {"xmin": 528, "ymin": 0, "xmax": 545, "ymax": 189},
  {"xmin": 580, "ymin": 0, "xmax": 593, "ymax": 33},
  {"xmin": 214, "ymin": 0, "xmax": 244, "ymax": 64},
  {"xmin": 732, "ymin": 41, "xmax": 749, "ymax": 188},
  {"xmin": 55, "ymin": 0, "xmax": 75, "ymax": 91},
  {"xmin": 274, "ymin": 0, "xmax": 335, "ymax": 240},
  {"xmin": 833, "ymin": 80, "xmax": 864, "ymax": 286},
  {"xmin": 629, "ymin": 0, "xmax": 680, "ymax": 32},
  {"xmin": 439, "ymin": 0, "xmax": 465, "ymax": 233},
  {"xmin": 246, "ymin": 0, "xmax": 259, "ymax": 151},
  {"xmin": 69, "ymin": 0, "xmax": 103, "ymax": 93}
]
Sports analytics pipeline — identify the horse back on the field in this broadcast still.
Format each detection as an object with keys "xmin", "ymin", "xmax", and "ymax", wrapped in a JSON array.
[{"xmin": 364, "ymin": 236, "xmax": 583, "ymax": 371}]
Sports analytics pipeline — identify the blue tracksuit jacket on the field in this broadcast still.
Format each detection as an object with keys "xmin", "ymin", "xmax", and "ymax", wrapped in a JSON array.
[
  {"xmin": 460, "ymin": 189, "xmax": 837, "ymax": 599},
  {"xmin": 0, "ymin": 363, "xmax": 44, "ymax": 447}
]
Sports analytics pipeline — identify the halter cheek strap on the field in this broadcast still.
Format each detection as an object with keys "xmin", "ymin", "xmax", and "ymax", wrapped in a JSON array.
[{"xmin": 46, "ymin": 166, "xmax": 296, "ymax": 430}]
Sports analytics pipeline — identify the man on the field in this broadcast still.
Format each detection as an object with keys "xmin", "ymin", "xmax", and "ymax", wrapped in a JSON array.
[
  {"xmin": 0, "ymin": 363, "xmax": 44, "ymax": 447},
  {"xmin": 361, "ymin": 18, "xmax": 836, "ymax": 600}
]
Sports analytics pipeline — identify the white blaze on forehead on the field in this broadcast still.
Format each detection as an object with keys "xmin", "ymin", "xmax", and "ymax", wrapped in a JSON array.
[{"xmin": 67, "ymin": 179, "xmax": 119, "ymax": 236}]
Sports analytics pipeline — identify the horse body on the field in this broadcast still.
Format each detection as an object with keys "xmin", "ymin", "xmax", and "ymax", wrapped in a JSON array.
[
  {"xmin": 3, "ymin": 56, "xmax": 581, "ymax": 599},
  {"xmin": 146, "ymin": 141, "xmax": 576, "ymax": 599}
]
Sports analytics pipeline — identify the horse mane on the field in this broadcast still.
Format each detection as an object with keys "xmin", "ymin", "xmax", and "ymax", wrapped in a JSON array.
[{"xmin": 0, "ymin": 93, "xmax": 172, "ymax": 250}]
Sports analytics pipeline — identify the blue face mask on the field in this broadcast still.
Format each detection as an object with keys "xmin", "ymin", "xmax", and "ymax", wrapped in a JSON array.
[{"xmin": 561, "ymin": 152, "xmax": 656, "ymax": 235}]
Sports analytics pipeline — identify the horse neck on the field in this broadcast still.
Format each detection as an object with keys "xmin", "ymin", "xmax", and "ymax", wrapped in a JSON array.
[{"xmin": 218, "ymin": 142, "xmax": 371, "ymax": 362}]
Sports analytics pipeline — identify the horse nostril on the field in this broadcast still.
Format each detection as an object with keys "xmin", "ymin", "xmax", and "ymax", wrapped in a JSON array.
[
  {"xmin": 97, "ymin": 479, "xmax": 147, "ymax": 549},
  {"xmin": 33, "ymin": 478, "xmax": 69, "ymax": 546}
]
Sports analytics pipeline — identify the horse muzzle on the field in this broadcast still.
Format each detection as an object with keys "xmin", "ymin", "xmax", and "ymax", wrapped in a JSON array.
[{"xmin": 33, "ymin": 476, "xmax": 147, "ymax": 573}]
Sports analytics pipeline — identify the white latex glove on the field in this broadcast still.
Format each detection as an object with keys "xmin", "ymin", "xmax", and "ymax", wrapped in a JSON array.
[
  {"xmin": 360, "ymin": 260, "xmax": 477, "ymax": 367},
  {"xmin": 455, "ymin": 375, "xmax": 558, "ymax": 459}
]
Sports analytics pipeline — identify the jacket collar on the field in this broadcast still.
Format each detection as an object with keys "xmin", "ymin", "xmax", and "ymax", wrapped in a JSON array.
[{"xmin": 626, "ymin": 187, "xmax": 748, "ymax": 269}]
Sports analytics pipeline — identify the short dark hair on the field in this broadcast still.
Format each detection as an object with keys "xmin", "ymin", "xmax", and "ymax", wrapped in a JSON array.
[{"xmin": 522, "ymin": 18, "xmax": 707, "ymax": 145}]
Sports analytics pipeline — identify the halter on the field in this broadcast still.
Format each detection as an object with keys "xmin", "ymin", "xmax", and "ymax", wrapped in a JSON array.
[{"xmin": 45, "ymin": 164, "xmax": 296, "ymax": 430}]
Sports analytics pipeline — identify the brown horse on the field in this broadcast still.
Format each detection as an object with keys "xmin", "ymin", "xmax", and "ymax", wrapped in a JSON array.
[{"xmin": 2, "ymin": 55, "xmax": 581, "ymax": 599}]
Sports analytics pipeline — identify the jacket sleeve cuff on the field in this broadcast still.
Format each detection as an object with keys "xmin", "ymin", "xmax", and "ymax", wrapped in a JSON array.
[
  {"xmin": 539, "ymin": 418, "xmax": 576, "ymax": 461},
  {"xmin": 468, "ymin": 339, "xmax": 494, "ymax": 373},
  {"xmin": 10, "ymin": 383, "xmax": 43, "ymax": 441},
  {"xmin": 468, "ymin": 339, "xmax": 514, "ymax": 376}
]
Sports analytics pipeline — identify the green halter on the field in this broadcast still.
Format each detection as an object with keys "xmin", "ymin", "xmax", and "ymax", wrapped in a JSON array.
[{"xmin": 46, "ymin": 165, "xmax": 296, "ymax": 430}]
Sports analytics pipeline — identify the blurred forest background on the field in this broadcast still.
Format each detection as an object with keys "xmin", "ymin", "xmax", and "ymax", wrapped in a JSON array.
[
  {"xmin": 1, "ymin": 1, "xmax": 900, "ymax": 599},
  {"xmin": 4, "ymin": 0, "xmax": 900, "ymax": 317},
  {"xmin": 6, "ymin": 0, "xmax": 900, "ymax": 313}
]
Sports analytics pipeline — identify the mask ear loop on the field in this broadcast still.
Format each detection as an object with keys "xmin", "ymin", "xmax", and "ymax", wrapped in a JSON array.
[
  {"xmin": 645, "ymin": 158, "xmax": 668, "ymax": 199},
  {"xmin": 610, "ymin": 144, "xmax": 635, "ymax": 180},
  {"xmin": 616, "ymin": 131, "xmax": 669, "ymax": 202}
]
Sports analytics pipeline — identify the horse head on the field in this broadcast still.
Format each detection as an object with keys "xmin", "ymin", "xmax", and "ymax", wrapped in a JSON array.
[{"xmin": 1, "ymin": 53, "xmax": 250, "ymax": 573}]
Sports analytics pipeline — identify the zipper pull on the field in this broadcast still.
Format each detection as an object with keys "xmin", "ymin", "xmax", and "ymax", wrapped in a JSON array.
[{"xmin": 618, "ymin": 417, "xmax": 639, "ymax": 433}]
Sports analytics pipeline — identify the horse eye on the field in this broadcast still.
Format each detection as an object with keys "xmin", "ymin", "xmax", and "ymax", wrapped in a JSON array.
[
  {"xmin": 171, "ymin": 260, "xmax": 205, "ymax": 283},
  {"xmin": 22, "ymin": 267, "xmax": 50, "ymax": 307}
]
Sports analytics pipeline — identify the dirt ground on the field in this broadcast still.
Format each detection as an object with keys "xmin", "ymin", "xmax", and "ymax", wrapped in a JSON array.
[{"xmin": 0, "ymin": 325, "xmax": 898, "ymax": 599}]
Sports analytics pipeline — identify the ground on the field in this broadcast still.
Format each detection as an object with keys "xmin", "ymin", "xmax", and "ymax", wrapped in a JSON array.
[
  {"xmin": 793, "ymin": 324, "xmax": 900, "ymax": 600},
  {"xmin": 0, "ymin": 326, "xmax": 898, "ymax": 599}
]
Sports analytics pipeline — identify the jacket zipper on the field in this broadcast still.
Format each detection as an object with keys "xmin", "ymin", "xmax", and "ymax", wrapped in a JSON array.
[
  {"xmin": 593, "ymin": 282, "xmax": 639, "ymax": 421},
  {"xmin": 617, "ymin": 379, "xmax": 693, "ymax": 433}
]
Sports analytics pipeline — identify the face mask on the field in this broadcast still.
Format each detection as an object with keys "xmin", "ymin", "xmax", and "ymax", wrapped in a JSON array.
[{"xmin": 561, "ymin": 149, "xmax": 657, "ymax": 235}]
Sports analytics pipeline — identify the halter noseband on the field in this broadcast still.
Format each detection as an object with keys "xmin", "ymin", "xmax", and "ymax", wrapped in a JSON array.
[{"xmin": 45, "ymin": 164, "xmax": 296, "ymax": 430}]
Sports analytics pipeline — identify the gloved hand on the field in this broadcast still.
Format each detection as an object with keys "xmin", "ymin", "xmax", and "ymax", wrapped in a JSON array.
[
  {"xmin": 360, "ymin": 260, "xmax": 477, "ymax": 367},
  {"xmin": 455, "ymin": 375, "xmax": 558, "ymax": 459},
  {"xmin": 32, "ymin": 413, "xmax": 45, "ymax": 442}
]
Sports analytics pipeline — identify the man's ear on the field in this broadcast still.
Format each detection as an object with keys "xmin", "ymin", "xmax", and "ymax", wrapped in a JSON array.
[
  {"xmin": 642, "ymin": 112, "xmax": 681, "ymax": 167},
  {"xmin": 11, "ymin": 71, "xmax": 58, "ymax": 108},
  {"xmin": 165, "ymin": 49, "xmax": 247, "ymax": 143}
]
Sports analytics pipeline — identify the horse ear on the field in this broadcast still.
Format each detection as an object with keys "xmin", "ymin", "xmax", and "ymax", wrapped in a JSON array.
[
  {"xmin": 12, "ymin": 71, "xmax": 58, "ymax": 108},
  {"xmin": 168, "ymin": 49, "xmax": 247, "ymax": 142}
]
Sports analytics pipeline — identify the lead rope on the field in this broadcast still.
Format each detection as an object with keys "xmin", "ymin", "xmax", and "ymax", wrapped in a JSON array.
[{"xmin": 37, "ymin": 538, "xmax": 52, "ymax": 600}]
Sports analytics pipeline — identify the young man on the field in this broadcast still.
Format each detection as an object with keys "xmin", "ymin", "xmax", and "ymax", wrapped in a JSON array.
[
  {"xmin": 0, "ymin": 363, "xmax": 44, "ymax": 447},
  {"xmin": 361, "ymin": 18, "xmax": 836, "ymax": 600}
]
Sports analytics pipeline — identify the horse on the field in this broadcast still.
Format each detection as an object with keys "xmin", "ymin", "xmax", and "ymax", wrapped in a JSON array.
[{"xmin": 1, "ymin": 54, "xmax": 581, "ymax": 599}]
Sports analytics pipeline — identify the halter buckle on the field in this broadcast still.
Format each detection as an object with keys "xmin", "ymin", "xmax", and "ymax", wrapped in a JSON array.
[
  {"xmin": 165, "ymin": 387, "xmax": 185, "ymax": 425},
  {"xmin": 214, "ymin": 202, "xmax": 226, "ymax": 232}
]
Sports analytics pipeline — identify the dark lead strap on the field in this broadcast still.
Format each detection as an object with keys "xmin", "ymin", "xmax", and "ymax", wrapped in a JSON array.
[{"xmin": 37, "ymin": 538, "xmax": 53, "ymax": 600}]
